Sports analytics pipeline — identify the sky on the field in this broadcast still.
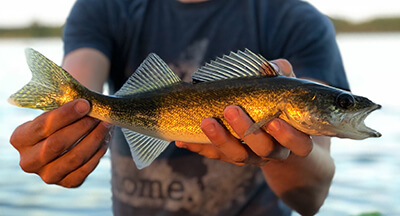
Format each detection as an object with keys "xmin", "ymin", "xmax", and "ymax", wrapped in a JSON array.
[{"xmin": 0, "ymin": 0, "xmax": 399, "ymax": 28}]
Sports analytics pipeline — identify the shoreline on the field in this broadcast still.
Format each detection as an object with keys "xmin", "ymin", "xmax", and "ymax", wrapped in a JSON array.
[{"xmin": 0, "ymin": 17, "xmax": 400, "ymax": 38}]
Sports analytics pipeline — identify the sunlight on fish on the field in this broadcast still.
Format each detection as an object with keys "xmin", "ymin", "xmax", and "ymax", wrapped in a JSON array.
[{"xmin": 8, "ymin": 48, "xmax": 381, "ymax": 169}]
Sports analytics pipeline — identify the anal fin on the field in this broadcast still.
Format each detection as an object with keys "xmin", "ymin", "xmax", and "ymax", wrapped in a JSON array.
[{"xmin": 121, "ymin": 128, "xmax": 170, "ymax": 169}]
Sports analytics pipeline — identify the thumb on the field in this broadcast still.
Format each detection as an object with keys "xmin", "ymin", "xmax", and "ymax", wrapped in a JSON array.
[{"xmin": 270, "ymin": 59, "xmax": 295, "ymax": 78}]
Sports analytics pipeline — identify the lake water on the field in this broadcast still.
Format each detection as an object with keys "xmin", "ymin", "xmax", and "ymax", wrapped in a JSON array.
[{"xmin": 0, "ymin": 33, "xmax": 399, "ymax": 216}]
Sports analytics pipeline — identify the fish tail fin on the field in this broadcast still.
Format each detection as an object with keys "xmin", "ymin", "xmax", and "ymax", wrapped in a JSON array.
[{"xmin": 8, "ymin": 48, "xmax": 85, "ymax": 111}]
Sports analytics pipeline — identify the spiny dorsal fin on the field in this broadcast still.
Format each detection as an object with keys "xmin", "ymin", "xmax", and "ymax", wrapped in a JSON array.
[
  {"xmin": 191, "ymin": 49, "xmax": 278, "ymax": 82},
  {"xmin": 115, "ymin": 53, "xmax": 182, "ymax": 96},
  {"xmin": 121, "ymin": 128, "xmax": 170, "ymax": 169}
]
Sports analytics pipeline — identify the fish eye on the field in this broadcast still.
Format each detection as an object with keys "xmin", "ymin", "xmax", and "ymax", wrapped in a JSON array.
[{"xmin": 336, "ymin": 93, "xmax": 355, "ymax": 109}]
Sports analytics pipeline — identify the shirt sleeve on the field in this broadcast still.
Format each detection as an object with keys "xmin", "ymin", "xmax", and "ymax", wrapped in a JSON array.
[
  {"xmin": 63, "ymin": 0, "xmax": 113, "ymax": 60},
  {"xmin": 264, "ymin": 0, "xmax": 350, "ymax": 90}
]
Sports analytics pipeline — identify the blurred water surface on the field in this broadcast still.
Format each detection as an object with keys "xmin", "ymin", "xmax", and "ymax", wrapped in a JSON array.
[
  {"xmin": 0, "ymin": 33, "xmax": 399, "ymax": 216},
  {"xmin": 0, "ymin": 38, "xmax": 113, "ymax": 216}
]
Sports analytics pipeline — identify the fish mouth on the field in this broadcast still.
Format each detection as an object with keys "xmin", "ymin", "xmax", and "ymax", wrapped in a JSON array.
[{"xmin": 346, "ymin": 103, "xmax": 382, "ymax": 139}]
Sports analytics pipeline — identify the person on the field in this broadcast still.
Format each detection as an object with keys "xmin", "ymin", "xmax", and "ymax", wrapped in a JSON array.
[{"xmin": 10, "ymin": 0, "xmax": 350, "ymax": 215}]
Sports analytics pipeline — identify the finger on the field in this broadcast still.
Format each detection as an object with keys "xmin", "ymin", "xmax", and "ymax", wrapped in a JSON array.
[
  {"xmin": 270, "ymin": 59, "xmax": 295, "ymax": 77},
  {"xmin": 175, "ymin": 141, "xmax": 221, "ymax": 160},
  {"xmin": 10, "ymin": 99, "xmax": 91, "ymax": 148},
  {"xmin": 38, "ymin": 122, "xmax": 112, "ymax": 184},
  {"xmin": 200, "ymin": 118, "xmax": 249, "ymax": 163},
  {"xmin": 57, "ymin": 139, "xmax": 109, "ymax": 188},
  {"xmin": 19, "ymin": 117, "xmax": 99, "ymax": 173},
  {"xmin": 241, "ymin": 144, "xmax": 270, "ymax": 166},
  {"xmin": 223, "ymin": 105, "xmax": 278, "ymax": 158},
  {"xmin": 266, "ymin": 119, "xmax": 313, "ymax": 157},
  {"xmin": 175, "ymin": 141, "xmax": 245, "ymax": 166}
]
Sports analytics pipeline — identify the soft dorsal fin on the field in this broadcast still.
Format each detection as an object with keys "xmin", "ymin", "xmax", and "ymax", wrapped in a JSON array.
[
  {"xmin": 191, "ymin": 49, "xmax": 278, "ymax": 82},
  {"xmin": 115, "ymin": 53, "xmax": 182, "ymax": 96}
]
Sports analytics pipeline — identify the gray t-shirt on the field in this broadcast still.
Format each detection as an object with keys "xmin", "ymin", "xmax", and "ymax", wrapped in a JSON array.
[{"xmin": 64, "ymin": 0, "xmax": 349, "ymax": 215}]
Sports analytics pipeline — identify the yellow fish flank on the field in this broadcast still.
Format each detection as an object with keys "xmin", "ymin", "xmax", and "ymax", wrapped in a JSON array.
[{"xmin": 9, "ymin": 49, "xmax": 381, "ymax": 169}]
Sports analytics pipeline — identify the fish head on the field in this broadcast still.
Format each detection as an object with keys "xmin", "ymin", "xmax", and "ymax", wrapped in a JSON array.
[
  {"xmin": 283, "ymin": 83, "xmax": 381, "ymax": 140},
  {"xmin": 327, "ymin": 92, "xmax": 381, "ymax": 139}
]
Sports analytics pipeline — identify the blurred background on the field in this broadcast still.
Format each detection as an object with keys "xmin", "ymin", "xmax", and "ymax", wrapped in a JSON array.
[{"xmin": 0, "ymin": 0, "xmax": 399, "ymax": 215}]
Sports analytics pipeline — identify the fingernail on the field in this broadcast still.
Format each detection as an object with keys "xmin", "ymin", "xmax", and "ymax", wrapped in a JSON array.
[
  {"xmin": 175, "ymin": 141, "xmax": 188, "ymax": 149},
  {"xmin": 225, "ymin": 107, "xmax": 239, "ymax": 122},
  {"xmin": 202, "ymin": 122, "xmax": 216, "ymax": 133},
  {"xmin": 270, "ymin": 61, "xmax": 280, "ymax": 74},
  {"xmin": 267, "ymin": 120, "xmax": 280, "ymax": 133},
  {"xmin": 74, "ymin": 100, "xmax": 90, "ymax": 114}
]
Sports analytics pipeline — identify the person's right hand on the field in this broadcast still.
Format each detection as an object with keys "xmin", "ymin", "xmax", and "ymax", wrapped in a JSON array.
[{"xmin": 10, "ymin": 99, "xmax": 112, "ymax": 188}]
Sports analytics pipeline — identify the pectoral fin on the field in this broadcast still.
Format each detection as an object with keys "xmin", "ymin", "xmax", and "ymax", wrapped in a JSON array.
[{"xmin": 243, "ymin": 111, "xmax": 281, "ymax": 137}]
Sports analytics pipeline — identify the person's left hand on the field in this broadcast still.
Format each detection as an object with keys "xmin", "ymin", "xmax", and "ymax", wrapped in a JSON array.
[{"xmin": 175, "ymin": 59, "xmax": 313, "ymax": 166}]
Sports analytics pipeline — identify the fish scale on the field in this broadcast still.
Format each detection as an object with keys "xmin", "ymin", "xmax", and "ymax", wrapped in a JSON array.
[{"xmin": 8, "ymin": 48, "xmax": 381, "ymax": 169}]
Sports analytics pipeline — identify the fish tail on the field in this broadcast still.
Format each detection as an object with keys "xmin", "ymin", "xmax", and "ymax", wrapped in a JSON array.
[{"xmin": 8, "ymin": 48, "xmax": 85, "ymax": 111}]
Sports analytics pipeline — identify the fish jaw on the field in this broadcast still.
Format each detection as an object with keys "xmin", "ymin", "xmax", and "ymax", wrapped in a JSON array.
[
  {"xmin": 281, "ymin": 99, "xmax": 382, "ymax": 140},
  {"xmin": 332, "ymin": 103, "xmax": 382, "ymax": 140}
]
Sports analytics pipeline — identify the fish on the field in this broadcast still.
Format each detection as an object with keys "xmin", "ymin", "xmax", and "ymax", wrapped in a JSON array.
[{"xmin": 8, "ymin": 48, "xmax": 381, "ymax": 169}]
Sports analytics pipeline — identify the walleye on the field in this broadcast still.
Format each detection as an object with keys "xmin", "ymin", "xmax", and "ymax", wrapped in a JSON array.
[{"xmin": 9, "ymin": 48, "xmax": 381, "ymax": 169}]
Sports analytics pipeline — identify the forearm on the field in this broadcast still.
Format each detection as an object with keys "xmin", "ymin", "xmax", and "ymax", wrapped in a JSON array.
[
  {"xmin": 261, "ymin": 136, "xmax": 335, "ymax": 216},
  {"xmin": 62, "ymin": 48, "xmax": 110, "ymax": 92}
]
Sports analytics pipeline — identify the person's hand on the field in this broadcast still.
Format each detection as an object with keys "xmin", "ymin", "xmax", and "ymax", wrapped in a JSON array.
[
  {"xmin": 10, "ymin": 99, "xmax": 112, "ymax": 188},
  {"xmin": 175, "ymin": 59, "xmax": 313, "ymax": 166}
]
